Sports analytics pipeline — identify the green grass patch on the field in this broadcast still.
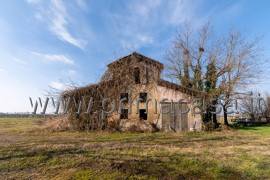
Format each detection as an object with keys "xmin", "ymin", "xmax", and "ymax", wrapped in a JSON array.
[
  {"xmin": 0, "ymin": 117, "xmax": 269, "ymax": 179},
  {"xmin": 237, "ymin": 125, "xmax": 270, "ymax": 136}
]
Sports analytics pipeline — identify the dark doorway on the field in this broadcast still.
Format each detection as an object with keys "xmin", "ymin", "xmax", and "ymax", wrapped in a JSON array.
[
  {"xmin": 120, "ymin": 109, "xmax": 128, "ymax": 119},
  {"xmin": 139, "ymin": 109, "xmax": 147, "ymax": 120}
]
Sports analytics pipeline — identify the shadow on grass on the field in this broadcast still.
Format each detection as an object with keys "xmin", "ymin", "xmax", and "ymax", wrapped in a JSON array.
[
  {"xmin": 0, "ymin": 148, "xmax": 87, "ymax": 161},
  {"xmin": 108, "ymin": 155, "xmax": 245, "ymax": 179}
]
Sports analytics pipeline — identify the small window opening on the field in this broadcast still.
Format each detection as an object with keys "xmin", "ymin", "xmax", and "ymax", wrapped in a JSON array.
[
  {"xmin": 145, "ymin": 67, "xmax": 149, "ymax": 83},
  {"xmin": 120, "ymin": 109, "xmax": 128, "ymax": 119},
  {"xmin": 134, "ymin": 67, "xmax": 140, "ymax": 84},
  {"xmin": 120, "ymin": 93, "xmax": 129, "ymax": 103},
  {"xmin": 139, "ymin": 93, "xmax": 147, "ymax": 102},
  {"xmin": 139, "ymin": 109, "xmax": 147, "ymax": 120}
]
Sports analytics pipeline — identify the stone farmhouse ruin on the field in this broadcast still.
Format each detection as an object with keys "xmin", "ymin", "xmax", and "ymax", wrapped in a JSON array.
[{"xmin": 64, "ymin": 52, "xmax": 203, "ymax": 132}]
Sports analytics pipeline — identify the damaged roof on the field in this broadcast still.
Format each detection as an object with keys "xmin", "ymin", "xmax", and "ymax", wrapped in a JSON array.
[{"xmin": 107, "ymin": 52, "xmax": 164, "ymax": 70}]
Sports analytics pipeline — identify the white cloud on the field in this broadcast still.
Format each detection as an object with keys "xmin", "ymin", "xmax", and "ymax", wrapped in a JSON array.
[
  {"xmin": 67, "ymin": 69, "xmax": 77, "ymax": 76},
  {"xmin": 12, "ymin": 57, "xmax": 27, "ymax": 65},
  {"xmin": 130, "ymin": 0, "xmax": 161, "ymax": 17},
  {"xmin": 49, "ymin": 81, "xmax": 67, "ymax": 91},
  {"xmin": 49, "ymin": 80, "xmax": 78, "ymax": 91},
  {"xmin": 76, "ymin": 0, "xmax": 88, "ymax": 10},
  {"xmin": 49, "ymin": 0, "xmax": 86, "ymax": 49},
  {"xmin": 137, "ymin": 34, "xmax": 153, "ymax": 44},
  {"xmin": 0, "ymin": 68, "xmax": 6, "ymax": 72},
  {"xmin": 32, "ymin": 51, "xmax": 74, "ymax": 65},
  {"xmin": 109, "ymin": 0, "xmax": 201, "ymax": 52},
  {"xmin": 119, "ymin": 33, "xmax": 154, "ymax": 51},
  {"xmin": 109, "ymin": 0, "xmax": 163, "ymax": 51},
  {"xmin": 167, "ymin": 0, "xmax": 196, "ymax": 25},
  {"xmin": 26, "ymin": 0, "xmax": 42, "ymax": 4},
  {"xmin": 26, "ymin": 0, "xmax": 87, "ymax": 49}
]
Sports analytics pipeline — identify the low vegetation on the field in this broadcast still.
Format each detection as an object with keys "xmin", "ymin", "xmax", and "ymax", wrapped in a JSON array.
[{"xmin": 0, "ymin": 117, "xmax": 270, "ymax": 179}]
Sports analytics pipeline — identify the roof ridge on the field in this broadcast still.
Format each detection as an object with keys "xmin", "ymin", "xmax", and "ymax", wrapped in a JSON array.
[{"xmin": 107, "ymin": 52, "xmax": 164, "ymax": 69}]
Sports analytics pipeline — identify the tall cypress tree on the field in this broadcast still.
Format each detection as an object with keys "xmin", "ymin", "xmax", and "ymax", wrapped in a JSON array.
[
  {"xmin": 204, "ymin": 59, "xmax": 218, "ymax": 127},
  {"xmin": 194, "ymin": 64, "xmax": 203, "ymax": 91},
  {"xmin": 181, "ymin": 49, "xmax": 192, "ymax": 88},
  {"xmin": 205, "ymin": 60, "xmax": 217, "ymax": 93}
]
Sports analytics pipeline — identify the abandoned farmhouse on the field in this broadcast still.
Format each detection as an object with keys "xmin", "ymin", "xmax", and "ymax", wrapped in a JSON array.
[{"xmin": 66, "ymin": 52, "xmax": 203, "ymax": 132}]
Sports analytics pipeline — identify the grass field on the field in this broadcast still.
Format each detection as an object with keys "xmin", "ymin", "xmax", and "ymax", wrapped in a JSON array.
[{"xmin": 0, "ymin": 118, "xmax": 270, "ymax": 179}]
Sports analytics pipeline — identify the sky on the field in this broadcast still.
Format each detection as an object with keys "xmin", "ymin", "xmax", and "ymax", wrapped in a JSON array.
[{"xmin": 0, "ymin": 0, "xmax": 270, "ymax": 113}]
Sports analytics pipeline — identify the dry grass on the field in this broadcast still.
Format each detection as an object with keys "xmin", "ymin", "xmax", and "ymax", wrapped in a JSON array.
[{"xmin": 0, "ymin": 117, "xmax": 270, "ymax": 179}]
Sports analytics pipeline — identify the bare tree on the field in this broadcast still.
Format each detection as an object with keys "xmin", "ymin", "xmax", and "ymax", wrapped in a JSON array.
[
  {"xmin": 266, "ymin": 96, "xmax": 270, "ymax": 119},
  {"xmin": 166, "ymin": 23, "xmax": 263, "ymax": 127},
  {"xmin": 240, "ymin": 92, "xmax": 268, "ymax": 121}
]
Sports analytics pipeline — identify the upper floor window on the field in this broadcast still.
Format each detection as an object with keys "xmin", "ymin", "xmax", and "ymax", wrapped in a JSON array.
[
  {"xmin": 134, "ymin": 67, "xmax": 140, "ymax": 84},
  {"xmin": 139, "ymin": 93, "xmax": 147, "ymax": 102},
  {"xmin": 120, "ymin": 93, "xmax": 129, "ymax": 103},
  {"xmin": 145, "ymin": 67, "xmax": 149, "ymax": 83}
]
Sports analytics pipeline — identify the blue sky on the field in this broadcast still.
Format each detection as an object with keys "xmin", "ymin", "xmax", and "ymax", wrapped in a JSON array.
[{"xmin": 0, "ymin": 0, "xmax": 270, "ymax": 112}]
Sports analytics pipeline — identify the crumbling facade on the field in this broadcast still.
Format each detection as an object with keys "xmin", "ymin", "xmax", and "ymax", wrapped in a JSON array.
[{"xmin": 65, "ymin": 52, "xmax": 203, "ymax": 132}]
